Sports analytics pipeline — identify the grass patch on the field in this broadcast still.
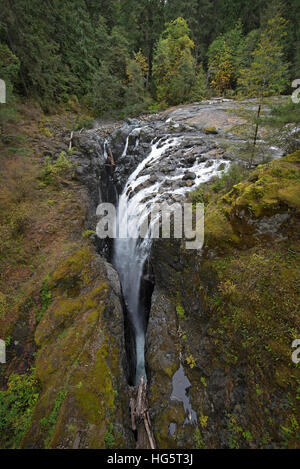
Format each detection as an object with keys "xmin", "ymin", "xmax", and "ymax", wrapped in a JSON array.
[{"xmin": 36, "ymin": 278, "xmax": 52, "ymax": 323}]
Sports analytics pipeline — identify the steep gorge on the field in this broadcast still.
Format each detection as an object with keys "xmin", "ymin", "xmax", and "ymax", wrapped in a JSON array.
[
  {"xmin": 93, "ymin": 100, "xmax": 299, "ymax": 449},
  {"xmin": 58, "ymin": 98, "xmax": 300, "ymax": 449},
  {"xmin": 73, "ymin": 98, "xmax": 299, "ymax": 449},
  {"xmin": 1, "ymin": 99, "xmax": 299, "ymax": 449}
]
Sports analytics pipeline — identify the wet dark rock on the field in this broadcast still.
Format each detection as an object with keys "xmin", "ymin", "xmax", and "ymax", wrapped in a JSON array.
[
  {"xmin": 149, "ymin": 175, "xmax": 159, "ymax": 184},
  {"xmin": 223, "ymin": 153, "xmax": 235, "ymax": 160},
  {"xmin": 71, "ymin": 150, "xmax": 84, "ymax": 157},
  {"xmin": 109, "ymin": 124, "xmax": 134, "ymax": 158},
  {"xmin": 75, "ymin": 165, "xmax": 87, "ymax": 177},
  {"xmin": 197, "ymin": 155, "xmax": 209, "ymax": 162},
  {"xmin": 249, "ymin": 213, "xmax": 290, "ymax": 240},
  {"xmin": 73, "ymin": 131, "xmax": 105, "ymax": 163},
  {"xmin": 183, "ymin": 171, "xmax": 196, "ymax": 180},
  {"xmin": 186, "ymin": 155, "xmax": 196, "ymax": 165},
  {"xmin": 181, "ymin": 136, "xmax": 204, "ymax": 148}
]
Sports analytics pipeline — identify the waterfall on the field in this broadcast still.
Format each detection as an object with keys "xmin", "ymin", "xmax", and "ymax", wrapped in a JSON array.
[
  {"xmin": 112, "ymin": 127, "xmax": 230, "ymax": 386},
  {"xmin": 113, "ymin": 138, "xmax": 180, "ymax": 386},
  {"xmin": 103, "ymin": 138, "xmax": 108, "ymax": 160},
  {"xmin": 122, "ymin": 136, "xmax": 129, "ymax": 157}
]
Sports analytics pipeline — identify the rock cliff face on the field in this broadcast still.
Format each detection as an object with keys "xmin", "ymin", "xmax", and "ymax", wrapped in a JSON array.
[
  {"xmin": 23, "ymin": 246, "xmax": 134, "ymax": 448},
  {"xmin": 21, "ymin": 121, "xmax": 139, "ymax": 448},
  {"xmin": 0, "ymin": 109, "xmax": 135, "ymax": 449},
  {"xmin": 146, "ymin": 151, "xmax": 300, "ymax": 449}
]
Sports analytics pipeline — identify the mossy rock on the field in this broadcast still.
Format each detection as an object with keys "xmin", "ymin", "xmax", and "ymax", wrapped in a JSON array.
[
  {"xmin": 203, "ymin": 151, "xmax": 300, "ymax": 251},
  {"xmin": 22, "ymin": 247, "xmax": 133, "ymax": 449},
  {"xmin": 204, "ymin": 126, "xmax": 218, "ymax": 134}
]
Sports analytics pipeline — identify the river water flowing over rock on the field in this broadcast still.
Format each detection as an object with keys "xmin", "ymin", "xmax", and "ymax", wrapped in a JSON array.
[
  {"xmin": 110, "ymin": 117, "xmax": 233, "ymax": 384},
  {"xmin": 113, "ymin": 138, "xmax": 182, "ymax": 385},
  {"xmin": 112, "ymin": 130, "xmax": 231, "ymax": 385}
]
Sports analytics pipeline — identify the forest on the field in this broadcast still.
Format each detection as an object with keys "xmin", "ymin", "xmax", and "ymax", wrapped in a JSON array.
[{"xmin": 1, "ymin": 0, "xmax": 300, "ymax": 116}]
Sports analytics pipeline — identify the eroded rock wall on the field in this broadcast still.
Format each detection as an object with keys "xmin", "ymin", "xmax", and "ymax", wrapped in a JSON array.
[
  {"xmin": 146, "ymin": 152, "xmax": 300, "ymax": 449},
  {"xmin": 23, "ymin": 246, "xmax": 134, "ymax": 448}
]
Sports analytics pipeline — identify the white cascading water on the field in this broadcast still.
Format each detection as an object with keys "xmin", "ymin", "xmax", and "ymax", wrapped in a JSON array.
[
  {"xmin": 113, "ymin": 130, "xmax": 230, "ymax": 386},
  {"xmin": 113, "ymin": 138, "xmax": 180, "ymax": 385},
  {"xmin": 122, "ymin": 136, "xmax": 129, "ymax": 157}
]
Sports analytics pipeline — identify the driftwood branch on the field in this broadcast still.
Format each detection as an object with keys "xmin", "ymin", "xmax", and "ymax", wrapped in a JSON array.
[
  {"xmin": 69, "ymin": 131, "xmax": 74, "ymax": 151},
  {"xmin": 129, "ymin": 376, "xmax": 156, "ymax": 449},
  {"xmin": 144, "ymin": 410, "xmax": 156, "ymax": 449},
  {"xmin": 107, "ymin": 148, "xmax": 115, "ymax": 166}
]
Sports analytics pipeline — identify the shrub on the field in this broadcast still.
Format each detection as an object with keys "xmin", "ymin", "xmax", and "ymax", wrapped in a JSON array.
[
  {"xmin": 0, "ymin": 372, "xmax": 40, "ymax": 448},
  {"xmin": 40, "ymin": 152, "xmax": 73, "ymax": 185},
  {"xmin": 193, "ymin": 426, "xmax": 207, "ymax": 449},
  {"xmin": 104, "ymin": 423, "xmax": 115, "ymax": 448},
  {"xmin": 75, "ymin": 116, "xmax": 94, "ymax": 130},
  {"xmin": 82, "ymin": 230, "xmax": 95, "ymax": 239},
  {"xmin": 176, "ymin": 303, "xmax": 185, "ymax": 319},
  {"xmin": 186, "ymin": 354, "xmax": 196, "ymax": 369},
  {"xmin": 211, "ymin": 164, "xmax": 249, "ymax": 193}
]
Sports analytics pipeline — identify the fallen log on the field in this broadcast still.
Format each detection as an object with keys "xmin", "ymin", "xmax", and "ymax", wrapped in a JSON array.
[{"xmin": 129, "ymin": 376, "xmax": 156, "ymax": 449}]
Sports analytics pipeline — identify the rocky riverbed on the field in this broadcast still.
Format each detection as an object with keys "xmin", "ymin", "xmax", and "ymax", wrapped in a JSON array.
[{"xmin": 74, "ymin": 97, "xmax": 285, "ymax": 199}]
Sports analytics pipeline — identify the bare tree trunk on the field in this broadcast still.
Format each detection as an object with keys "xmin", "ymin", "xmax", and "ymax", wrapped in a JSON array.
[
  {"xmin": 69, "ymin": 131, "xmax": 73, "ymax": 151},
  {"xmin": 250, "ymin": 93, "xmax": 263, "ymax": 168}
]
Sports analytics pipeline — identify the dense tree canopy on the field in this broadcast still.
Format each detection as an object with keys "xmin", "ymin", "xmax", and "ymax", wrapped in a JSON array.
[{"xmin": 0, "ymin": 0, "xmax": 298, "ymax": 114}]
